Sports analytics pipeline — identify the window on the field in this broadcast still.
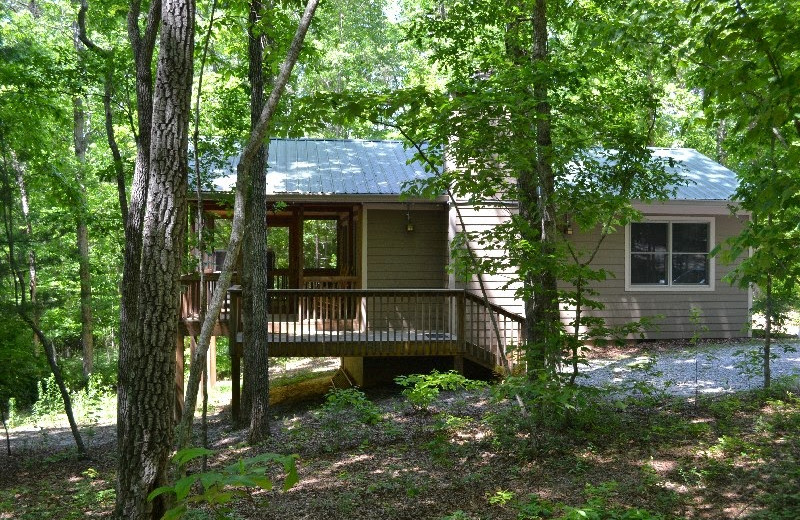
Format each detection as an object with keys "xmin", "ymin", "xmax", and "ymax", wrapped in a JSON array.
[{"xmin": 626, "ymin": 219, "xmax": 714, "ymax": 291}]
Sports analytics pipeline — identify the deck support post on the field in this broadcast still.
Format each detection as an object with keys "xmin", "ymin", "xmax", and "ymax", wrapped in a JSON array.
[
  {"xmin": 229, "ymin": 287, "xmax": 241, "ymax": 423},
  {"xmin": 453, "ymin": 355, "xmax": 464, "ymax": 375},
  {"xmin": 175, "ymin": 334, "xmax": 185, "ymax": 423},
  {"xmin": 207, "ymin": 336, "xmax": 217, "ymax": 388}
]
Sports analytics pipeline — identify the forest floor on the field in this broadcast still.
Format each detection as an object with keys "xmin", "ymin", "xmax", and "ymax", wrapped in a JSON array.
[{"xmin": 2, "ymin": 341, "xmax": 800, "ymax": 519}]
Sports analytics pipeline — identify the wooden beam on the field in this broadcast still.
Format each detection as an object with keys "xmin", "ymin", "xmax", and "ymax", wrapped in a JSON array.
[
  {"xmin": 229, "ymin": 287, "xmax": 241, "ymax": 423},
  {"xmin": 175, "ymin": 334, "xmax": 185, "ymax": 424}
]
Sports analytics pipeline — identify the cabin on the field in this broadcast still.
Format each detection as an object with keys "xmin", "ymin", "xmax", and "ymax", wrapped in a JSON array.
[
  {"xmin": 177, "ymin": 139, "xmax": 749, "ymax": 417},
  {"xmin": 178, "ymin": 139, "xmax": 523, "ymax": 419}
]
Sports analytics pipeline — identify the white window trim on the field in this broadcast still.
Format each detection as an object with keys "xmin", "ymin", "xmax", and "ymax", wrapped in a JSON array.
[{"xmin": 624, "ymin": 216, "xmax": 715, "ymax": 292}]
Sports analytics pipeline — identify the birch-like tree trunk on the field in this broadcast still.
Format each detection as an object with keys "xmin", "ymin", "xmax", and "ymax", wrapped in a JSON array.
[
  {"xmin": 13, "ymin": 161, "xmax": 39, "ymax": 355},
  {"xmin": 113, "ymin": 0, "xmax": 194, "ymax": 516}
]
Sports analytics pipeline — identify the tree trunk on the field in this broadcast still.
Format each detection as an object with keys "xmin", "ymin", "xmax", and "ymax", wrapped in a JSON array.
[
  {"xmin": 177, "ymin": 0, "xmax": 320, "ymax": 449},
  {"xmin": 113, "ymin": 0, "xmax": 194, "ymax": 516},
  {"xmin": 117, "ymin": 0, "xmax": 160, "ymax": 470},
  {"xmin": 72, "ymin": 90, "xmax": 95, "ymax": 381},
  {"xmin": 764, "ymin": 271, "xmax": 772, "ymax": 389},
  {"xmin": 20, "ymin": 314, "xmax": 86, "ymax": 455},
  {"xmin": 77, "ymin": 215, "xmax": 93, "ymax": 380},
  {"xmin": 1, "ymin": 406, "xmax": 9, "ymax": 456},
  {"xmin": 13, "ymin": 161, "xmax": 39, "ymax": 356},
  {"xmin": 517, "ymin": 0, "xmax": 560, "ymax": 379},
  {"xmin": 242, "ymin": 0, "xmax": 272, "ymax": 442}
]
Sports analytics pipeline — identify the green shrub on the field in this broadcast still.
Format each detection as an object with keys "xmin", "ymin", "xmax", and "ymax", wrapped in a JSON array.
[
  {"xmin": 149, "ymin": 447, "xmax": 299, "ymax": 520},
  {"xmin": 394, "ymin": 370, "xmax": 487, "ymax": 411},
  {"xmin": 322, "ymin": 387, "xmax": 382, "ymax": 425},
  {"xmin": 32, "ymin": 374, "xmax": 63, "ymax": 418}
]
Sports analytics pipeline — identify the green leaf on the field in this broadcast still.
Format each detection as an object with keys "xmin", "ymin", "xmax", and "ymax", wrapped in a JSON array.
[
  {"xmin": 161, "ymin": 504, "xmax": 188, "ymax": 520},
  {"xmin": 173, "ymin": 474, "xmax": 201, "ymax": 501},
  {"xmin": 172, "ymin": 447, "xmax": 215, "ymax": 466},
  {"xmin": 147, "ymin": 486, "xmax": 176, "ymax": 502},
  {"xmin": 199, "ymin": 472, "xmax": 225, "ymax": 490}
]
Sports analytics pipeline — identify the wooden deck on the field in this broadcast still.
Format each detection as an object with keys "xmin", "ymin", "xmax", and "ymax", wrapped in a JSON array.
[
  {"xmin": 178, "ymin": 275, "xmax": 524, "ymax": 419},
  {"xmin": 181, "ymin": 277, "xmax": 523, "ymax": 364}
]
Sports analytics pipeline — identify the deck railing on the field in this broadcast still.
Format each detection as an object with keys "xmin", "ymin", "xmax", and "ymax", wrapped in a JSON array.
[
  {"xmin": 228, "ymin": 288, "xmax": 463, "ymax": 351},
  {"xmin": 180, "ymin": 277, "xmax": 525, "ymax": 367},
  {"xmin": 180, "ymin": 273, "xmax": 235, "ymax": 322},
  {"xmin": 464, "ymin": 292, "xmax": 525, "ymax": 367}
]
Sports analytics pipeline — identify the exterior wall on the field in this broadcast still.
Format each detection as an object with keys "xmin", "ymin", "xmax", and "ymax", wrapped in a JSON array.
[
  {"xmin": 563, "ymin": 211, "xmax": 750, "ymax": 340},
  {"xmin": 449, "ymin": 202, "xmax": 524, "ymax": 314},
  {"xmin": 366, "ymin": 206, "xmax": 448, "ymax": 288}
]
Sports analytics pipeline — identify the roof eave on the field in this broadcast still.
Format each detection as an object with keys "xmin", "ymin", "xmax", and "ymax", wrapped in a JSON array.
[{"xmin": 633, "ymin": 199, "xmax": 749, "ymax": 216}]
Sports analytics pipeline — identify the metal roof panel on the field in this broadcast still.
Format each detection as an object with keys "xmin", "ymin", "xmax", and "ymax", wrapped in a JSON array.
[{"xmin": 208, "ymin": 141, "xmax": 737, "ymax": 202}]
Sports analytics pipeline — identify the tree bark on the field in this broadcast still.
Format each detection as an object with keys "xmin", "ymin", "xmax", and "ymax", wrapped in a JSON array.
[
  {"xmin": 514, "ymin": 0, "xmax": 560, "ymax": 378},
  {"xmin": 117, "ymin": 0, "xmax": 161, "ymax": 467},
  {"xmin": 113, "ymin": 0, "xmax": 194, "ymax": 516},
  {"xmin": 177, "ymin": 0, "xmax": 320, "ymax": 449},
  {"xmin": 72, "ymin": 88, "xmax": 95, "ymax": 381},
  {"xmin": 242, "ymin": 0, "xmax": 273, "ymax": 443}
]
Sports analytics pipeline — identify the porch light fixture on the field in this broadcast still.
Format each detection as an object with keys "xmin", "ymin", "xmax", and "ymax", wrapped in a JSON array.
[{"xmin": 406, "ymin": 210, "xmax": 414, "ymax": 232}]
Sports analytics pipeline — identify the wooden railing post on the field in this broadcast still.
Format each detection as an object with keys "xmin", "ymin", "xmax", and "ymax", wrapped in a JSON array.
[{"xmin": 457, "ymin": 290, "xmax": 466, "ymax": 354}]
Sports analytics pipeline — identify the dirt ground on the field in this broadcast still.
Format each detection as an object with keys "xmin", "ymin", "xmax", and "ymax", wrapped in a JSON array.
[{"xmin": 3, "ymin": 348, "xmax": 798, "ymax": 519}]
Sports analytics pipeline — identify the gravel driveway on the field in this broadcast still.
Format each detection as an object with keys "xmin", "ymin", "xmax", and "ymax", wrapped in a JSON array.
[{"xmin": 579, "ymin": 340, "xmax": 800, "ymax": 397}]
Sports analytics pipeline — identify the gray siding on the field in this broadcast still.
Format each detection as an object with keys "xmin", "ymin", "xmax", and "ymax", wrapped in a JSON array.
[
  {"xmin": 563, "ymin": 213, "xmax": 750, "ymax": 339},
  {"xmin": 367, "ymin": 207, "xmax": 448, "ymax": 288},
  {"xmin": 450, "ymin": 203, "xmax": 524, "ymax": 314}
]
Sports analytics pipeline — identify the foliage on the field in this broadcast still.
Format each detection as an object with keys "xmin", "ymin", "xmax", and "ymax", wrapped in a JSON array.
[
  {"xmin": 682, "ymin": 0, "xmax": 800, "ymax": 387},
  {"xmin": 0, "ymin": 1, "xmax": 125, "ymax": 427},
  {"xmin": 31, "ymin": 374, "xmax": 63, "ymax": 418},
  {"xmin": 394, "ymin": 370, "xmax": 487, "ymax": 411},
  {"xmin": 11, "ymin": 372, "xmax": 116, "ymax": 428},
  {"xmin": 148, "ymin": 448, "xmax": 299, "ymax": 520},
  {"xmin": 557, "ymin": 481, "xmax": 666, "ymax": 520},
  {"xmin": 321, "ymin": 387, "xmax": 382, "ymax": 425},
  {"xmin": 0, "ymin": 317, "xmax": 46, "ymax": 411}
]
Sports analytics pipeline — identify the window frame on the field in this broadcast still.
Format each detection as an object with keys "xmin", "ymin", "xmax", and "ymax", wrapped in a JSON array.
[{"xmin": 624, "ymin": 216, "xmax": 715, "ymax": 292}]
